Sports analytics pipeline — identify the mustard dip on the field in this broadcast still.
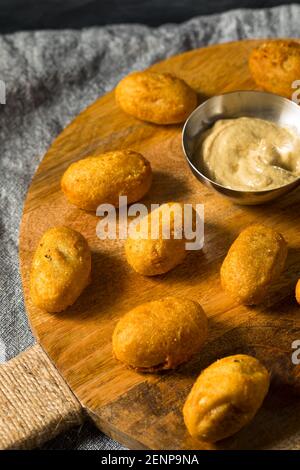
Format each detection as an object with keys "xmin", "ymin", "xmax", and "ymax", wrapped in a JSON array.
[{"xmin": 197, "ymin": 117, "xmax": 300, "ymax": 191}]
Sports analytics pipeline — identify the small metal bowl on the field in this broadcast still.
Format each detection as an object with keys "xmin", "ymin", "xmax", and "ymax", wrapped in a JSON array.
[{"xmin": 182, "ymin": 91, "xmax": 300, "ymax": 205}]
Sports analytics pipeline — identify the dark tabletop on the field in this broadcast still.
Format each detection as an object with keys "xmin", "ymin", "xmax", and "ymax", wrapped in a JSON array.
[{"xmin": 0, "ymin": 0, "xmax": 298, "ymax": 33}]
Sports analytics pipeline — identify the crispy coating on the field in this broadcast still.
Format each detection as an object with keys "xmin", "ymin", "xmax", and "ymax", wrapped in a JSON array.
[
  {"xmin": 296, "ymin": 279, "xmax": 300, "ymax": 304},
  {"xmin": 183, "ymin": 354, "xmax": 270, "ymax": 442},
  {"xmin": 125, "ymin": 202, "xmax": 196, "ymax": 276},
  {"xmin": 30, "ymin": 226, "xmax": 91, "ymax": 313},
  {"xmin": 115, "ymin": 71, "xmax": 197, "ymax": 124},
  {"xmin": 61, "ymin": 150, "xmax": 152, "ymax": 211},
  {"xmin": 221, "ymin": 224, "xmax": 287, "ymax": 305},
  {"xmin": 112, "ymin": 297, "xmax": 208, "ymax": 372},
  {"xmin": 249, "ymin": 40, "xmax": 300, "ymax": 98}
]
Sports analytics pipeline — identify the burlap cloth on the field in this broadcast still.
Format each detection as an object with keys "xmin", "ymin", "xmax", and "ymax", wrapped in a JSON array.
[{"xmin": 0, "ymin": 4, "xmax": 299, "ymax": 449}]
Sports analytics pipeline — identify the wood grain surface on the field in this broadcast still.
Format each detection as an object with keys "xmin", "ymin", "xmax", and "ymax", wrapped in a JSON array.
[{"xmin": 19, "ymin": 39, "xmax": 300, "ymax": 450}]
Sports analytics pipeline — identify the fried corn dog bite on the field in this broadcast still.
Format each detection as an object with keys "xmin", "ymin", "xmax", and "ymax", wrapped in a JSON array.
[
  {"xmin": 221, "ymin": 224, "xmax": 287, "ymax": 305},
  {"xmin": 30, "ymin": 226, "xmax": 91, "ymax": 313},
  {"xmin": 183, "ymin": 354, "xmax": 270, "ymax": 442},
  {"xmin": 296, "ymin": 279, "xmax": 300, "ymax": 304},
  {"xmin": 115, "ymin": 71, "xmax": 197, "ymax": 124},
  {"xmin": 61, "ymin": 150, "xmax": 152, "ymax": 211},
  {"xmin": 113, "ymin": 297, "xmax": 208, "ymax": 372},
  {"xmin": 249, "ymin": 40, "xmax": 300, "ymax": 98},
  {"xmin": 125, "ymin": 202, "xmax": 197, "ymax": 276}
]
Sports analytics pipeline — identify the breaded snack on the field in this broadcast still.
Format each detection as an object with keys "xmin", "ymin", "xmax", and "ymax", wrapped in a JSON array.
[
  {"xmin": 113, "ymin": 297, "xmax": 208, "ymax": 372},
  {"xmin": 115, "ymin": 71, "xmax": 197, "ymax": 124},
  {"xmin": 125, "ymin": 202, "xmax": 196, "ymax": 276},
  {"xmin": 249, "ymin": 40, "xmax": 300, "ymax": 98},
  {"xmin": 183, "ymin": 354, "xmax": 270, "ymax": 442},
  {"xmin": 61, "ymin": 150, "xmax": 152, "ymax": 211},
  {"xmin": 30, "ymin": 226, "xmax": 91, "ymax": 312},
  {"xmin": 221, "ymin": 224, "xmax": 287, "ymax": 305},
  {"xmin": 296, "ymin": 279, "xmax": 300, "ymax": 304}
]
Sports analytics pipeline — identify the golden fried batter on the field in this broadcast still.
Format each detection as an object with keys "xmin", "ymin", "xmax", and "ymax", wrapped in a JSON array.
[
  {"xmin": 115, "ymin": 71, "xmax": 197, "ymax": 124},
  {"xmin": 61, "ymin": 150, "xmax": 152, "ymax": 211},
  {"xmin": 183, "ymin": 354, "xmax": 270, "ymax": 442},
  {"xmin": 125, "ymin": 202, "xmax": 196, "ymax": 276},
  {"xmin": 30, "ymin": 226, "xmax": 91, "ymax": 312},
  {"xmin": 112, "ymin": 297, "xmax": 208, "ymax": 372},
  {"xmin": 249, "ymin": 40, "xmax": 300, "ymax": 98},
  {"xmin": 296, "ymin": 279, "xmax": 300, "ymax": 304},
  {"xmin": 221, "ymin": 224, "xmax": 287, "ymax": 305}
]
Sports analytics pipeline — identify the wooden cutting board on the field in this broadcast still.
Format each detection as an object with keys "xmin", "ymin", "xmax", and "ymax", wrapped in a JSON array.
[{"xmin": 19, "ymin": 39, "xmax": 300, "ymax": 450}]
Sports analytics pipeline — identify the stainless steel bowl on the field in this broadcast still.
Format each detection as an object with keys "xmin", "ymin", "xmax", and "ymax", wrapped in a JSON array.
[{"xmin": 182, "ymin": 91, "xmax": 300, "ymax": 205}]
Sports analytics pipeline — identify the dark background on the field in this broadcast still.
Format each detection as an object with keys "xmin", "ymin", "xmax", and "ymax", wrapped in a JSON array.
[{"xmin": 0, "ymin": 0, "xmax": 298, "ymax": 33}]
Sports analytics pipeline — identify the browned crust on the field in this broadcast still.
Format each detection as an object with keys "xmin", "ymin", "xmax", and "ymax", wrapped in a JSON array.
[
  {"xmin": 61, "ymin": 149, "xmax": 152, "ymax": 210},
  {"xmin": 112, "ymin": 297, "xmax": 208, "ymax": 372},
  {"xmin": 115, "ymin": 71, "xmax": 197, "ymax": 124},
  {"xmin": 249, "ymin": 39, "xmax": 300, "ymax": 98},
  {"xmin": 220, "ymin": 224, "xmax": 287, "ymax": 305},
  {"xmin": 296, "ymin": 279, "xmax": 300, "ymax": 304}
]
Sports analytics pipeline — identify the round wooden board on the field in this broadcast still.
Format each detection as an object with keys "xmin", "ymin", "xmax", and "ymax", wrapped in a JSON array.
[{"xmin": 19, "ymin": 39, "xmax": 300, "ymax": 450}]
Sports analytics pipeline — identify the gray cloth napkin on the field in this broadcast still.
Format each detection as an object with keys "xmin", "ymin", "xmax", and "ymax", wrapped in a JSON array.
[{"xmin": 0, "ymin": 4, "xmax": 299, "ymax": 450}]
